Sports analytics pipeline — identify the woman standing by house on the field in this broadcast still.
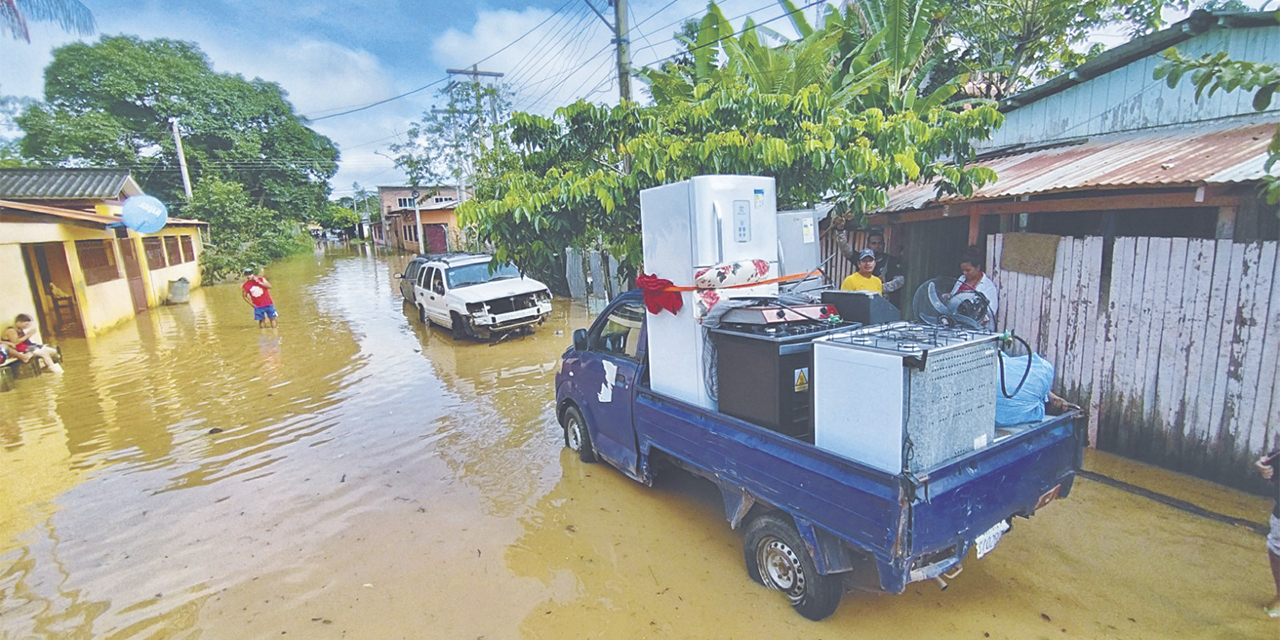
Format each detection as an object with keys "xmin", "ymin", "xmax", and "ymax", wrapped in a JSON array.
[{"xmin": 3, "ymin": 313, "xmax": 62, "ymax": 374}]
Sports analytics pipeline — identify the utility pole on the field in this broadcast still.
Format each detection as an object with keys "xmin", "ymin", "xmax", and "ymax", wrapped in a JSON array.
[
  {"xmin": 445, "ymin": 66, "xmax": 504, "ymax": 202},
  {"xmin": 432, "ymin": 106, "xmax": 469, "ymax": 205},
  {"xmin": 612, "ymin": 0, "xmax": 631, "ymax": 102},
  {"xmin": 169, "ymin": 117, "xmax": 194, "ymax": 199},
  {"xmin": 412, "ymin": 189, "xmax": 424, "ymax": 255}
]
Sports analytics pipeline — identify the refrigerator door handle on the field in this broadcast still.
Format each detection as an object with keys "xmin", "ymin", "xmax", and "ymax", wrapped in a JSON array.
[{"xmin": 713, "ymin": 201, "xmax": 724, "ymax": 264}]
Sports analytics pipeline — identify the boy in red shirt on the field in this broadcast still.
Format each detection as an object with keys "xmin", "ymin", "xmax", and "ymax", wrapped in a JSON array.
[{"xmin": 241, "ymin": 268, "xmax": 278, "ymax": 328}]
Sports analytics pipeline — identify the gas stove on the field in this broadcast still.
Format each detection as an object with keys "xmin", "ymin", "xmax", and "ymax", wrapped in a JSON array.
[
  {"xmin": 820, "ymin": 321, "xmax": 994, "ymax": 356},
  {"xmin": 716, "ymin": 319, "xmax": 851, "ymax": 341}
]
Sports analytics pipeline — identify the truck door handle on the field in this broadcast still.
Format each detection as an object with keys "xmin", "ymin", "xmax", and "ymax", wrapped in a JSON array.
[{"xmin": 614, "ymin": 373, "xmax": 628, "ymax": 388}]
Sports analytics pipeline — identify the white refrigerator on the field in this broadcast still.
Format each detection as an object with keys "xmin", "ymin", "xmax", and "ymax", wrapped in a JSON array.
[{"xmin": 639, "ymin": 175, "xmax": 779, "ymax": 410}]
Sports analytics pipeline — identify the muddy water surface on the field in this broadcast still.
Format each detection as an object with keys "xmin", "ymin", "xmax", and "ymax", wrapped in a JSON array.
[{"xmin": 1, "ymin": 247, "xmax": 1275, "ymax": 639}]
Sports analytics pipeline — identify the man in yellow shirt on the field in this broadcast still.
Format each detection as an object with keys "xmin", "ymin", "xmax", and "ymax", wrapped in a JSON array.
[{"xmin": 841, "ymin": 249, "xmax": 883, "ymax": 293}]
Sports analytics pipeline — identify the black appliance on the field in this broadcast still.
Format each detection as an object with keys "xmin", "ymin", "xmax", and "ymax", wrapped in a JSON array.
[
  {"xmin": 710, "ymin": 320, "xmax": 856, "ymax": 442},
  {"xmin": 822, "ymin": 290, "xmax": 901, "ymax": 326}
]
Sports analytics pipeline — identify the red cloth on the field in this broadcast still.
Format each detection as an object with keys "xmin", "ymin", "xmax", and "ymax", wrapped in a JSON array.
[
  {"xmin": 242, "ymin": 278, "xmax": 274, "ymax": 308},
  {"xmin": 635, "ymin": 273, "xmax": 682, "ymax": 315}
]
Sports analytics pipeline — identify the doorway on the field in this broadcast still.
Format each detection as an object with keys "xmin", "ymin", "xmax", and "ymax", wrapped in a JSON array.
[{"xmin": 21, "ymin": 242, "xmax": 84, "ymax": 336}]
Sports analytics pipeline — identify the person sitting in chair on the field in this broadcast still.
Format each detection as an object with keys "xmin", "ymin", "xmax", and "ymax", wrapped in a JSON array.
[{"xmin": 3, "ymin": 314, "xmax": 62, "ymax": 374}]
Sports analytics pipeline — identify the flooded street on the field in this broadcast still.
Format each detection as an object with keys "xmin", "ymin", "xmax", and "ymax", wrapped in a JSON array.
[{"xmin": 1, "ymin": 246, "xmax": 1275, "ymax": 639}]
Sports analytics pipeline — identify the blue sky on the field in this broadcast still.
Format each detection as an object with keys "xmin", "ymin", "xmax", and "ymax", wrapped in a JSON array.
[{"xmin": 0, "ymin": 1, "xmax": 1268, "ymax": 197}]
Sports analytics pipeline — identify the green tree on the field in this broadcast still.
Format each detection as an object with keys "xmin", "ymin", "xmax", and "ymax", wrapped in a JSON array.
[
  {"xmin": 460, "ymin": 80, "xmax": 1001, "ymax": 284},
  {"xmin": 1156, "ymin": 41, "xmax": 1280, "ymax": 205},
  {"xmin": 392, "ymin": 79, "xmax": 512, "ymax": 191},
  {"xmin": 16, "ymin": 36, "xmax": 339, "ymax": 218},
  {"xmin": 2, "ymin": 0, "xmax": 93, "ymax": 42},
  {"xmin": 946, "ymin": 0, "xmax": 1184, "ymax": 99},
  {"xmin": 185, "ymin": 177, "xmax": 313, "ymax": 281},
  {"xmin": 315, "ymin": 203, "xmax": 360, "ymax": 232}
]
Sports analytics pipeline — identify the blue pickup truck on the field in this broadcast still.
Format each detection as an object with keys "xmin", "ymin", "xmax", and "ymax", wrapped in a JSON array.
[{"xmin": 555, "ymin": 291, "xmax": 1085, "ymax": 620}]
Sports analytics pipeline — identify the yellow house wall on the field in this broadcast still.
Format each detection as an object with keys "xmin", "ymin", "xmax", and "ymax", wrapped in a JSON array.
[
  {"xmin": 0, "ymin": 244, "xmax": 38, "ymax": 330},
  {"xmin": 0, "ymin": 219, "xmax": 205, "ymax": 337}
]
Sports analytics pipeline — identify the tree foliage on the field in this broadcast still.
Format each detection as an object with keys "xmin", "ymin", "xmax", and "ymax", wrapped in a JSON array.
[
  {"xmin": 946, "ymin": 0, "xmax": 1184, "ymax": 99},
  {"xmin": 392, "ymin": 79, "xmax": 512, "ymax": 190},
  {"xmin": 1, "ymin": 0, "xmax": 93, "ymax": 43},
  {"xmin": 460, "ymin": 80, "xmax": 1000, "ymax": 282},
  {"xmin": 185, "ymin": 177, "xmax": 314, "ymax": 281},
  {"xmin": 16, "ymin": 36, "xmax": 339, "ymax": 218},
  {"xmin": 1156, "ymin": 39, "xmax": 1280, "ymax": 205}
]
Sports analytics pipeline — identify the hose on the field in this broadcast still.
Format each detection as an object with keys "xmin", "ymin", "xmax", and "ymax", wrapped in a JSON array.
[{"xmin": 997, "ymin": 332, "xmax": 1034, "ymax": 399}]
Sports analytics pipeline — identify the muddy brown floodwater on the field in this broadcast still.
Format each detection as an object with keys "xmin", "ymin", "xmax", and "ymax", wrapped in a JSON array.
[{"xmin": 1, "ymin": 246, "xmax": 1276, "ymax": 639}]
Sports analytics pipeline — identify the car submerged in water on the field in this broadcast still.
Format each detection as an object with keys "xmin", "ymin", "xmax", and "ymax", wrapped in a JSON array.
[{"xmin": 398, "ymin": 252, "xmax": 553, "ymax": 340}]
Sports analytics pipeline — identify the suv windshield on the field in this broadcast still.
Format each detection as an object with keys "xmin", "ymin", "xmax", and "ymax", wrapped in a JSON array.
[{"xmin": 446, "ymin": 261, "xmax": 522, "ymax": 289}]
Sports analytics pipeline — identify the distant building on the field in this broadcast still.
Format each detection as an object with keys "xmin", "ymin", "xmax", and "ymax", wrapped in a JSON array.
[
  {"xmin": 0, "ymin": 168, "xmax": 207, "ymax": 337},
  {"xmin": 376, "ymin": 185, "xmax": 468, "ymax": 253}
]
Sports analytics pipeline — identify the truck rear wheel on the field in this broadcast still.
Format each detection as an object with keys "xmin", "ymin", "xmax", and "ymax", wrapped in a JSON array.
[
  {"xmin": 562, "ymin": 405, "xmax": 597, "ymax": 463},
  {"xmin": 418, "ymin": 305, "xmax": 428, "ymax": 325},
  {"xmin": 744, "ymin": 513, "xmax": 842, "ymax": 621}
]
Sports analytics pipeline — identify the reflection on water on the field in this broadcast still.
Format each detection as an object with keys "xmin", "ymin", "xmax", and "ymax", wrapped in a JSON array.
[{"xmin": 1, "ymin": 246, "xmax": 1274, "ymax": 639}]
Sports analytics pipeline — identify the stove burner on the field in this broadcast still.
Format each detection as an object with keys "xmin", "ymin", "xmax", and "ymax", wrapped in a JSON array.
[{"xmin": 897, "ymin": 341, "xmax": 925, "ymax": 351}]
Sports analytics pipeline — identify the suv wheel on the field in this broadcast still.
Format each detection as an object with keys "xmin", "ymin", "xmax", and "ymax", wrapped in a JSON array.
[
  {"xmin": 450, "ymin": 312, "xmax": 469, "ymax": 339},
  {"xmin": 418, "ymin": 305, "xmax": 428, "ymax": 325}
]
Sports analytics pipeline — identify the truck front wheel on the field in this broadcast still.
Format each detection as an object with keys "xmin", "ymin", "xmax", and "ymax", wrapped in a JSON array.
[
  {"xmin": 562, "ymin": 405, "xmax": 597, "ymax": 463},
  {"xmin": 744, "ymin": 513, "xmax": 842, "ymax": 621}
]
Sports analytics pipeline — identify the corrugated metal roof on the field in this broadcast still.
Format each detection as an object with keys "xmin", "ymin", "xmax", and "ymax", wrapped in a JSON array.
[
  {"xmin": 878, "ymin": 117, "xmax": 1278, "ymax": 214},
  {"xmin": 0, "ymin": 199, "xmax": 206, "ymax": 228},
  {"xmin": 0, "ymin": 168, "xmax": 139, "ymax": 200}
]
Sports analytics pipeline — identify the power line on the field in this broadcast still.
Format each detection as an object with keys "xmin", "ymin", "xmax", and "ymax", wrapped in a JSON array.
[
  {"xmin": 307, "ymin": 78, "xmax": 448, "ymax": 122},
  {"xmin": 467, "ymin": 0, "xmax": 580, "ymax": 68},
  {"xmin": 506, "ymin": 6, "xmax": 599, "ymax": 87}
]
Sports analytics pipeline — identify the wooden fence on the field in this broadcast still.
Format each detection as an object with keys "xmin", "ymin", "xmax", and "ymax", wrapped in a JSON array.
[{"xmin": 987, "ymin": 233, "xmax": 1279, "ymax": 487}]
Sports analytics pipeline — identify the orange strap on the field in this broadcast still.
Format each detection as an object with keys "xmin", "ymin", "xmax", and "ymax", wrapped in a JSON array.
[{"xmin": 661, "ymin": 269, "xmax": 823, "ymax": 292}]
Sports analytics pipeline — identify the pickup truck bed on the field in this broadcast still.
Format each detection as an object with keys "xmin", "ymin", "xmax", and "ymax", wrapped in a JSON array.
[{"xmin": 556, "ymin": 292, "xmax": 1085, "ymax": 620}]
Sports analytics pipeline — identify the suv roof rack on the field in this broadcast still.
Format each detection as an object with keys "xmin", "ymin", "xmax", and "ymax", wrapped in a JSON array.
[{"xmin": 415, "ymin": 251, "xmax": 492, "ymax": 266}]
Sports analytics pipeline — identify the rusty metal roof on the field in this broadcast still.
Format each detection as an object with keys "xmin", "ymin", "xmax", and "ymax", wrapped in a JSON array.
[
  {"xmin": 0, "ymin": 168, "xmax": 142, "ymax": 200},
  {"xmin": 0, "ymin": 199, "xmax": 206, "ymax": 228},
  {"xmin": 878, "ymin": 117, "xmax": 1278, "ymax": 214}
]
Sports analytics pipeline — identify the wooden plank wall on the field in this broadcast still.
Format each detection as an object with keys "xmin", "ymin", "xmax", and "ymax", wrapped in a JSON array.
[{"xmin": 988, "ymin": 234, "xmax": 1279, "ymax": 488}]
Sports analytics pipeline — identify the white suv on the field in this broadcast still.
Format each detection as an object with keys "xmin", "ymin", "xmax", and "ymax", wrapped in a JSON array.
[{"xmin": 399, "ymin": 253, "xmax": 553, "ymax": 339}]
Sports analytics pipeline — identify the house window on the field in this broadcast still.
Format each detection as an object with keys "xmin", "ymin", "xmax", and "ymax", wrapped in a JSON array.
[
  {"xmin": 180, "ymin": 235, "xmax": 195, "ymax": 262},
  {"xmin": 164, "ymin": 236, "xmax": 181, "ymax": 265},
  {"xmin": 76, "ymin": 239, "xmax": 121, "ymax": 285},
  {"xmin": 433, "ymin": 196, "xmax": 455, "ymax": 203},
  {"xmin": 142, "ymin": 237, "xmax": 167, "ymax": 270},
  {"xmin": 397, "ymin": 196, "xmax": 418, "ymax": 209}
]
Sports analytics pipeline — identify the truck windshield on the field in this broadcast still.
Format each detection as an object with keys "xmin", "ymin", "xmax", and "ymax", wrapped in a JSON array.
[{"xmin": 446, "ymin": 262, "xmax": 522, "ymax": 289}]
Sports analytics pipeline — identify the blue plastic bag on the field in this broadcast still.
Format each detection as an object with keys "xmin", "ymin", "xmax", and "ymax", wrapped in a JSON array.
[{"xmin": 995, "ymin": 353, "xmax": 1055, "ymax": 427}]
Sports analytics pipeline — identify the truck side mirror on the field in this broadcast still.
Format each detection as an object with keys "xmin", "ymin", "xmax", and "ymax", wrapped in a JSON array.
[{"xmin": 573, "ymin": 328, "xmax": 589, "ymax": 352}]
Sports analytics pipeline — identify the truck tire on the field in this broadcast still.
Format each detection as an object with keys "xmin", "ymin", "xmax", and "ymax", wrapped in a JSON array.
[
  {"xmin": 743, "ymin": 513, "xmax": 842, "ymax": 621},
  {"xmin": 562, "ymin": 405, "xmax": 597, "ymax": 463},
  {"xmin": 418, "ymin": 305, "xmax": 428, "ymax": 325},
  {"xmin": 450, "ymin": 312, "xmax": 468, "ymax": 339}
]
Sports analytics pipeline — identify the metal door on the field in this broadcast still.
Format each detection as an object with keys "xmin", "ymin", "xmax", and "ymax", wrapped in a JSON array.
[
  {"xmin": 579, "ymin": 299, "xmax": 646, "ymax": 474},
  {"xmin": 116, "ymin": 238, "xmax": 148, "ymax": 314},
  {"xmin": 424, "ymin": 267, "xmax": 449, "ymax": 324}
]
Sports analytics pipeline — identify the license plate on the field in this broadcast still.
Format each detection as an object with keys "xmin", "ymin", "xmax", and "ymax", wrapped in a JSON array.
[
  {"xmin": 975, "ymin": 520, "xmax": 1010, "ymax": 559},
  {"xmin": 1035, "ymin": 484, "xmax": 1062, "ymax": 511}
]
